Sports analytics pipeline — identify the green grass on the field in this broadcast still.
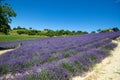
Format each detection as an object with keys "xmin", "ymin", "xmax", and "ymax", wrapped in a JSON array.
[
  {"xmin": 0, "ymin": 35, "xmax": 45, "ymax": 42},
  {"xmin": 61, "ymin": 62, "xmax": 75, "ymax": 74},
  {"xmin": 0, "ymin": 64, "xmax": 8, "ymax": 76}
]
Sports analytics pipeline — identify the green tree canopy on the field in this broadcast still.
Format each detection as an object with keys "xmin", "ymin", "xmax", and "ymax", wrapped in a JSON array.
[{"xmin": 0, "ymin": 0, "xmax": 16, "ymax": 34}]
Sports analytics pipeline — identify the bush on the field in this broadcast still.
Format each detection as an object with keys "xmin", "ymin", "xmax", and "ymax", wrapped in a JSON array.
[
  {"xmin": 46, "ymin": 30, "xmax": 55, "ymax": 37},
  {"xmin": 17, "ymin": 30, "xmax": 28, "ymax": 35},
  {"xmin": 28, "ymin": 30, "xmax": 38, "ymax": 35}
]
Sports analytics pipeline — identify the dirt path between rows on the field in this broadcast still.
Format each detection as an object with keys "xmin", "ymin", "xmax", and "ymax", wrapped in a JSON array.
[
  {"xmin": 72, "ymin": 40, "xmax": 120, "ymax": 80},
  {"xmin": 0, "ymin": 49, "xmax": 14, "ymax": 55}
]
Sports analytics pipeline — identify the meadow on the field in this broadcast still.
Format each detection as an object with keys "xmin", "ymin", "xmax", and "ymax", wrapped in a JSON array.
[
  {"xmin": 0, "ymin": 32, "xmax": 120, "ymax": 80},
  {"xmin": 0, "ymin": 35, "xmax": 44, "ymax": 42}
]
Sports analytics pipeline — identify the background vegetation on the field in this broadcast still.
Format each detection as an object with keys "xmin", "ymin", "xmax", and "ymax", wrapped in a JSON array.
[
  {"xmin": 0, "ymin": 0, "xmax": 119, "ymax": 42},
  {"xmin": 0, "ymin": 0, "xmax": 16, "ymax": 34}
]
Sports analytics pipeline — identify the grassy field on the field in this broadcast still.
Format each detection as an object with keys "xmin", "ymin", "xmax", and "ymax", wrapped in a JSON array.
[{"xmin": 0, "ymin": 35, "xmax": 45, "ymax": 42}]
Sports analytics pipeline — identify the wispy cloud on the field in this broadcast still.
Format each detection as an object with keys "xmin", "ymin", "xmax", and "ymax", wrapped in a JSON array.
[{"xmin": 115, "ymin": 0, "xmax": 120, "ymax": 3}]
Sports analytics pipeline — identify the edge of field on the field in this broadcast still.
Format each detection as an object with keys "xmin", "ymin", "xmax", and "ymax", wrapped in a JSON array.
[
  {"xmin": 0, "ymin": 49, "xmax": 14, "ymax": 55},
  {"xmin": 1, "ymin": 37, "xmax": 120, "ymax": 80},
  {"xmin": 72, "ymin": 38, "xmax": 120, "ymax": 80}
]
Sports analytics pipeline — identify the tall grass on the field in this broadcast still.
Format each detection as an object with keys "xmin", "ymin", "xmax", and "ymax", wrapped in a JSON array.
[{"xmin": 0, "ymin": 35, "xmax": 45, "ymax": 42}]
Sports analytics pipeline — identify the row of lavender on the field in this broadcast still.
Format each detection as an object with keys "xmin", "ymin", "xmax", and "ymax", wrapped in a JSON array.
[{"xmin": 0, "ymin": 32, "xmax": 120, "ymax": 80}]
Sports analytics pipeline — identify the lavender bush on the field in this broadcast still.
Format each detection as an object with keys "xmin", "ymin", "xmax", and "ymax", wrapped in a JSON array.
[{"xmin": 0, "ymin": 32, "xmax": 120, "ymax": 80}]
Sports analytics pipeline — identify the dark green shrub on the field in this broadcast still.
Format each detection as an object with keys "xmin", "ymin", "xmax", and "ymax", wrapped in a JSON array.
[
  {"xmin": 17, "ymin": 30, "xmax": 28, "ymax": 35},
  {"xmin": 28, "ymin": 30, "xmax": 38, "ymax": 35}
]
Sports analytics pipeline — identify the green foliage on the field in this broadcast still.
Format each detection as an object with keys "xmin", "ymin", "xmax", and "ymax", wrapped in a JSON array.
[
  {"xmin": 97, "ymin": 29, "xmax": 102, "ymax": 33},
  {"xmin": 38, "ymin": 69, "xmax": 51, "ymax": 80},
  {"xmin": 28, "ymin": 30, "xmax": 38, "ymax": 35},
  {"xmin": 44, "ymin": 29, "xmax": 88, "ymax": 37},
  {"xmin": 13, "ymin": 26, "xmax": 27, "ymax": 30},
  {"xmin": 99, "ymin": 28, "xmax": 111, "ymax": 33},
  {"xmin": 91, "ymin": 31, "xmax": 96, "ymax": 33},
  {"xmin": 14, "ymin": 28, "xmax": 88, "ymax": 37},
  {"xmin": 32, "ymin": 52, "xmax": 41, "ymax": 57},
  {"xmin": 37, "ymin": 30, "xmax": 46, "ymax": 36},
  {"xmin": 46, "ymin": 30, "xmax": 55, "ymax": 37},
  {"xmin": 23, "ymin": 60, "xmax": 37, "ymax": 68},
  {"xmin": 17, "ymin": 30, "xmax": 28, "ymax": 35},
  {"xmin": 0, "ymin": 1, "xmax": 16, "ymax": 34},
  {"xmin": 112, "ymin": 27, "xmax": 119, "ymax": 32},
  {"xmin": 64, "ymin": 54, "xmax": 71, "ymax": 58},
  {"xmin": 74, "ymin": 61, "xmax": 82, "ymax": 71},
  {"xmin": 0, "ymin": 35, "xmax": 42, "ymax": 42},
  {"xmin": 89, "ymin": 55, "xmax": 97, "ymax": 64},
  {"xmin": 61, "ymin": 62, "xmax": 75, "ymax": 74},
  {"xmin": 0, "ymin": 25, "xmax": 10, "ymax": 34},
  {"xmin": 102, "ymin": 46, "xmax": 113, "ymax": 50},
  {"xmin": 0, "ymin": 64, "xmax": 8, "ymax": 75},
  {"xmin": 29, "ymin": 27, "xmax": 32, "ymax": 30},
  {"xmin": 26, "ymin": 68, "xmax": 52, "ymax": 80},
  {"xmin": 49, "ymin": 55, "xmax": 57, "ymax": 62},
  {"xmin": 97, "ymin": 27, "xmax": 120, "ymax": 33}
]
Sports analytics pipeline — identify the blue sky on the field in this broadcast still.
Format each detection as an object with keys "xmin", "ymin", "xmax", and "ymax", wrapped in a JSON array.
[{"xmin": 7, "ymin": 0, "xmax": 120, "ymax": 32}]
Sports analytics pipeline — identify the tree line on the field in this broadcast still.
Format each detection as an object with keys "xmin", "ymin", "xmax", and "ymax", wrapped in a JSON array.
[
  {"xmin": 13, "ymin": 26, "xmax": 120, "ymax": 37},
  {"xmin": 91, "ymin": 27, "xmax": 120, "ymax": 33},
  {"xmin": 13, "ymin": 26, "xmax": 88, "ymax": 37}
]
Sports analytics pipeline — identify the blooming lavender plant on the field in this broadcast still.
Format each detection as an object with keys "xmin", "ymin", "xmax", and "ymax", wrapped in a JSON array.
[{"xmin": 0, "ymin": 32, "xmax": 120, "ymax": 80}]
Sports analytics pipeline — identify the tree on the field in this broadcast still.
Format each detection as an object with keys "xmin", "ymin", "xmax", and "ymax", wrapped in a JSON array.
[
  {"xmin": 29, "ymin": 27, "xmax": 32, "ymax": 30},
  {"xmin": 65, "ymin": 30, "xmax": 72, "ymax": 35},
  {"xmin": 91, "ymin": 31, "xmax": 96, "ymax": 34},
  {"xmin": 58, "ymin": 29, "xmax": 65, "ymax": 36},
  {"xmin": 0, "ymin": 0, "xmax": 16, "ymax": 34},
  {"xmin": 97, "ymin": 29, "xmax": 102, "ymax": 33},
  {"xmin": 112, "ymin": 27, "xmax": 119, "ymax": 32},
  {"xmin": 13, "ymin": 26, "xmax": 27, "ymax": 30},
  {"xmin": 28, "ymin": 30, "xmax": 38, "ymax": 35},
  {"xmin": 76, "ymin": 30, "xmax": 82, "ymax": 34},
  {"xmin": 46, "ymin": 29, "xmax": 55, "ymax": 37}
]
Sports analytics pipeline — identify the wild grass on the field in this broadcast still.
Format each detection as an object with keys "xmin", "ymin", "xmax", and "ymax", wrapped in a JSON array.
[{"xmin": 0, "ymin": 35, "xmax": 45, "ymax": 42}]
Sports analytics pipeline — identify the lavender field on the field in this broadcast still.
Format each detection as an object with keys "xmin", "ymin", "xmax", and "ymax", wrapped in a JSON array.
[{"xmin": 0, "ymin": 32, "xmax": 120, "ymax": 80}]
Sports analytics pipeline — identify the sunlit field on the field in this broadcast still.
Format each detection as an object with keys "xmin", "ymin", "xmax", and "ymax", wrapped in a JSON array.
[
  {"xmin": 0, "ymin": 32, "xmax": 120, "ymax": 80},
  {"xmin": 0, "ymin": 0, "xmax": 120, "ymax": 79},
  {"xmin": 0, "ymin": 35, "xmax": 45, "ymax": 42}
]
